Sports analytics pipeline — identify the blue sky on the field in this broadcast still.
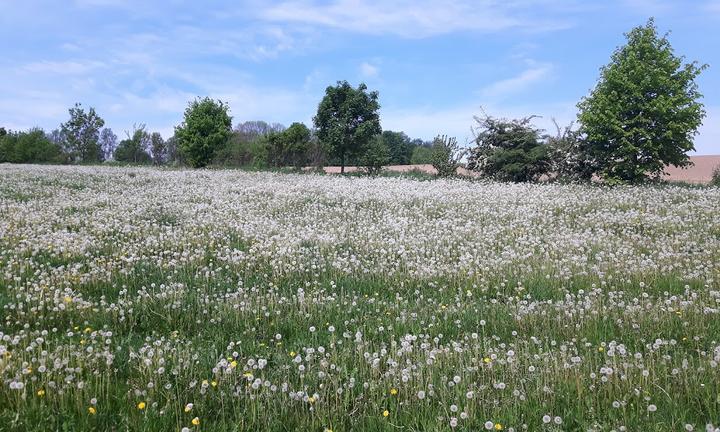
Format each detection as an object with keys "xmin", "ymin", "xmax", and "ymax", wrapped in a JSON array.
[{"xmin": 1, "ymin": 0, "xmax": 718, "ymax": 154}]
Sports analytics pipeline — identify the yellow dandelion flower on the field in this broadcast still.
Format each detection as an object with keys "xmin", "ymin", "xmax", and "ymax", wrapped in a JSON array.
[
  {"xmin": 289, "ymin": 351, "xmax": 296, "ymax": 357},
  {"xmin": 191, "ymin": 417, "xmax": 200, "ymax": 426},
  {"xmin": 390, "ymin": 388, "xmax": 398, "ymax": 395},
  {"xmin": 88, "ymin": 406, "xmax": 97, "ymax": 415},
  {"xmin": 211, "ymin": 381, "xmax": 217, "ymax": 387},
  {"xmin": 230, "ymin": 360, "xmax": 238, "ymax": 368},
  {"xmin": 137, "ymin": 401, "xmax": 146, "ymax": 410},
  {"xmin": 598, "ymin": 347, "xmax": 604, "ymax": 352},
  {"xmin": 483, "ymin": 357, "xmax": 491, "ymax": 364},
  {"xmin": 382, "ymin": 410, "xmax": 389, "ymax": 417},
  {"xmin": 495, "ymin": 423, "xmax": 503, "ymax": 430},
  {"xmin": 308, "ymin": 396, "xmax": 316, "ymax": 404},
  {"xmin": 63, "ymin": 296, "xmax": 72, "ymax": 304},
  {"xmin": 37, "ymin": 389, "xmax": 45, "ymax": 397}
]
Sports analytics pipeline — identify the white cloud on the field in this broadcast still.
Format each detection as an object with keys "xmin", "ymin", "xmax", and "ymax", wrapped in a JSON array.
[
  {"xmin": 259, "ymin": 0, "xmax": 577, "ymax": 38},
  {"xmin": 360, "ymin": 62, "xmax": 379, "ymax": 79},
  {"xmin": 480, "ymin": 63, "xmax": 554, "ymax": 100}
]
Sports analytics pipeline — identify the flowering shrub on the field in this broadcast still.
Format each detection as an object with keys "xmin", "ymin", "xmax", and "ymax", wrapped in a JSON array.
[{"xmin": 0, "ymin": 164, "xmax": 719, "ymax": 431}]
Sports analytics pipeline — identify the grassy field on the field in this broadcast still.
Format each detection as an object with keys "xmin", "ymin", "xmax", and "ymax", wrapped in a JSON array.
[{"xmin": 1, "ymin": 164, "xmax": 719, "ymax": 431}]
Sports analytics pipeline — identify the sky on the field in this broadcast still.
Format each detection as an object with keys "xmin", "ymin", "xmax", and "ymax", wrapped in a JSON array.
[{"xmin": 1, "ymin": 0, "xmax": 718, "ymax": 154}]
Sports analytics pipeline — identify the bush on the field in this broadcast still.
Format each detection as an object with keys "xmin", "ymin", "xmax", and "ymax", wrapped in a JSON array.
[
  {"xmin": 712, "ymin": 165, "xmax": 720, "ymax": 187},
  {"xmin": 430, "ymin": 135, "xmax": 464, "ymax": 177},
  {"xmin": 467, "ymin": 114, "xmax": 550, "ymax": 183},
  {"xmin": 360, "ymin": 135, "xmax": 390, "ymax": 175}
]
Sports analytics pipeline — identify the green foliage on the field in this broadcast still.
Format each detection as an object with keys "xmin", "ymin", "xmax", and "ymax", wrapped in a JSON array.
[
  {"xmin": 59, "ymin": 103, "xmax": 106, "ymax": 163},
  {"xmin": 0, "ymin": 128, "xmax": 64, "ymax": 163},
  {"xmin": 314, "ymin": 81, "xmax": 381, "ymax": 173},
  {"xmin": 410, "ymin": 144, "xmax": 434, "ymax": 165},
  {"xmin": 467, "ymin": 114, "xmax": 551, "ymax": 183},
  {"xmin": 266, "ymin": 122, "xmax": 313, "ymax": 169},
  {"xmin": 577, "ymin": 19, "xmax": 707, "ymax": 183},
  {"xmin": 381, "ymin": 131, "xmax": 413, "ymax": 165},
  {"xmin": 546, "ymin": 120, "xmax": 595, "ymax": 182},
  {"xmin": 360, "ymin": 135, "xmax": 390, "ymax": 175},
  {"xmin": 150, "ymin": 132, "xmax": 166, "ymax": 164},
  {"xmin": 712, "ymin": 165, "xmax": 720, "ymax": 187},
  {"xmin": 430, "ymin": 135, "xmax": 464, "ymax": 177},
  {"xmin": 175, "ymin": 97, "xmax": 232, "ymax": 168},
  {"xmin": 114, "ymin": 126, "xmax": 152, "ymax": 164}
]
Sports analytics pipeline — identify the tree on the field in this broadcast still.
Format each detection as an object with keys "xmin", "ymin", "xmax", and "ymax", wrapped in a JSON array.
[
  {"xmin": 430, "ymin": 135, "xmax": 464, "ymax": 177},
  {"xmin": 114, "ymin": 125, "xmax": 152, "ymax": 164},
  {"xmin": 360, "ymin": 135, "xmax": 390, "ymax": 175},
  {"xmin": 99, "ymin": 128, "xmax": 118, "ymax": 161},
  {"xmin": 0, "ymin": 128, "xmax": 63, "ymax": 163},
  {"xmin": 467, "ymin": 114, "xmax": 551, "ymax": 183},
  {"xmin": 381, "ymin": 131, "xmax": 413, "ymax": 165},
  {"xmin": 577, "ymin": 19, "xmax": 707, "ymax": 183},
  {"xmin": 175, "ymin": 97, "xmax": 232, "ymax": 168},
  {"xmin": 150, "ymin": 132, "xmax": 166, "ymax": 164},
  {"xmin": 267, "ymin": 122, "xmax": 312, "ymax": 169},
  {"xmin": 59, "ymin": 103, "xmax": 105, "ymax": 163},
  {"xmin": 314, "ymin": 81, "xmax": 381, "ymax": 173}
]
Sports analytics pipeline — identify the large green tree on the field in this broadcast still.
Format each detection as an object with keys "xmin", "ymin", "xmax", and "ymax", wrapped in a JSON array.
[
  {"xmin": 577, "ymin": 19, "xmax": 707, "ymax": 183},
  {"xmin": 0, "ymin": 128, "xmax": 63, "ymax": 163},
  {"xmin": 313, "ymin": 81, "xmax": 381, "ymax": 173},
  {"xmin": 175, "ymin": 97, "xmax": 232, "ymax": 168},
  {"xmin": 60, "ymin": 103, "xmax": 105, "ymax": 163}
]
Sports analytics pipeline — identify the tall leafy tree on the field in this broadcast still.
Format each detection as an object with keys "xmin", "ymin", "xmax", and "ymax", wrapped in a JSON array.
[
  {"xmin": 313, "ymin": 81, "xmax": 381, "ymax": 173},
  {"xmin": 577, "ymin": 19, "xmax": 707, "ymax": 183},
  {"xmin": 175, "ymin": 97, "xmax": 232, "ymax": 168},
  {"xmin": 150, "ymin": 132, "xmax": 166, "ymax": 164},
  {"xmin": 59, "ymin": 103, "xmax": 106, "ymax": 163},
  {"xmin": 0, "ymin": 128, "xmax": 63, "ymax": 163}
]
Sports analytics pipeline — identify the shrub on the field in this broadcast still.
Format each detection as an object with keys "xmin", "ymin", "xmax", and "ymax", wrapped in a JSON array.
[
  {"xmin": 467, "ymin": 114, "xmax": 550, "ymax": 183},
  {"xmin": 430, "ymin": 135, "xmax": 464, "ymax": 177},
  {"xmin": 360, "ymin": 135, "xmax": 390, "ymax": 175},
  {"xmin": 712, "ymin": 165, "xmax": 720, "ymax": 187}
]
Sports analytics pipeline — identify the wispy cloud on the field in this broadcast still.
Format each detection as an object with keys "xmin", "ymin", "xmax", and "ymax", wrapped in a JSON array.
[
  {"xmin": 480, "ymin": 62, "xmax": 554, "ymax": 101},
  {"xmin": 259, "ymin": 0, "xmax": 577, "ymax": 38},
  {"xmin": 360, "ymin": 62, "xmax": 380, "ymax": 79}
]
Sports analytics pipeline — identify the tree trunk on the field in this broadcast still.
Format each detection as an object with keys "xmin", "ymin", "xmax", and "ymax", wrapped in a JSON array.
[{"xmin": 340, "ymin": 152, "xmax": 345, "ymax": 174}]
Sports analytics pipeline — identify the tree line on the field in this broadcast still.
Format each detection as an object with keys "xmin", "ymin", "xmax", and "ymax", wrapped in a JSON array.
[{"xmin": 0, "ymin": 19, "xmax": 709, "ymax": 184}]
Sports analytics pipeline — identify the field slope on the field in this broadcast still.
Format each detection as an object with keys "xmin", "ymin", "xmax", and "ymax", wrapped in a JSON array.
[{"xmin": 1, "ymin": 164, "xmax": 719, "ymax": 431}]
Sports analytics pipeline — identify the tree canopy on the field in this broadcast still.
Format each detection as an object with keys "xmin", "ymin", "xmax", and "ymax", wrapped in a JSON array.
[
  {"xmin": 175, "ymin": 97, "xmax": 232, "ymax": 168},
  {"xmin": 313, "ymin": 81, "xmax": 381, "ymax": 173},
  {"xmin": 577, "ymin": 18, "xmax": 707, "ymax": 183}
]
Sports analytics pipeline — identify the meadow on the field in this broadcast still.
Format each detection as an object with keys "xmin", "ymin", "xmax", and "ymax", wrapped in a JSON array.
[{"xmin": 1, "ymin": 164, "xmax": 719, "ymax": 431}]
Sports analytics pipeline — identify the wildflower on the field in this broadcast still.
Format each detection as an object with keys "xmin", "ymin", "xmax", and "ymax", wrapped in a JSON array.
[
  {"xmin": 542, "ymin": 415, "xmax": 551, "ymax": 424},
  {"xmin": 383, "ymin": 410, "xmax": 389, "ymax": 417},
  {"xmin": 390, "ymin": 388, "xmax": 398, "ymax": 395},
  {"xmin": 483, "ymin": 357, "xmax": 491, "ymax": 364},
  {"xmin": 191, "ymin": 417, "xmax": 200, "ymax": 426},
  {"xmin": 184, "ymin": 403, "xmax": 193, "ymax": 413},
  {"xmin": 495, "ymin": 423, "xmax": 503, "ymax": 430},
  {"xmin": 37, "ymin": 389, "xmax": 45, "ymax": 397},
  {"xmin": 88, "ymin": 407, "xmax": 97, "ymax": 415},
  {"xmin": 485, "ymin": 421, "xmax": 494, "ymax": 430},
  {"xmin": 137, "ymin": 401, "xmax": 146, "ymax": 410},
  {"xmin": 230, "ymin": 360, "xmax": 238, "ymax": 368},
  {"xmin": 648, "ymin": 404, "xmax": 657, "ymax": 412},
  {"xmin": 211, "ymin": 381, "xmax": 217, "ymax": 387}
]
